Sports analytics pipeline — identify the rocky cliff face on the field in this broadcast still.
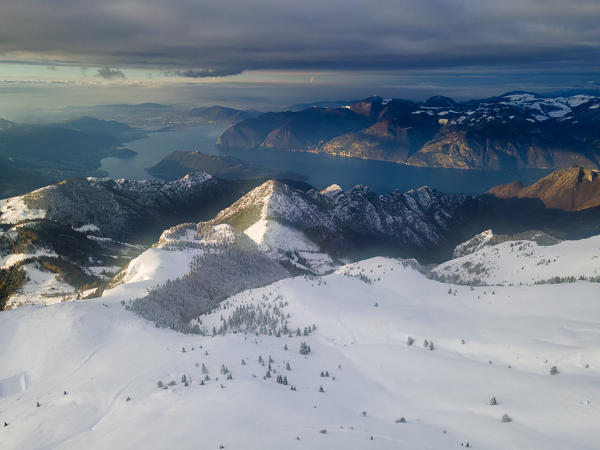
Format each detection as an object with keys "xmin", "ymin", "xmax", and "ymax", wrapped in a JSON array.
[
  {"xmin": 487, "ymin": 166, "xmax": 600, "ymax": 211},
  {"xmin": 217, "ymin": 93, "xmax": 600, "ymax": 170}
]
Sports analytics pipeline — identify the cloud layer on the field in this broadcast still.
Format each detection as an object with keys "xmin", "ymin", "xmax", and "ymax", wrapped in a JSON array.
[{"xmin": 0, "ymin": 0, "xmax": 598, "ymax": 76}]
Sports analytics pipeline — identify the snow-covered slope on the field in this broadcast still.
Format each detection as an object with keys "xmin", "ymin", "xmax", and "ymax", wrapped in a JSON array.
[
  {"xmin": 0, "ymin": 172, "xmax": 252, "ymax": 311},
  {"xmin": 433, "ymin": 233, "xmax": 600, "ymax": 285},
  {"xmin": 105, "ymin": 223, "xmax": 239, "ymax": 300},
  {"xmin": 0, "ymin": 221, "xmax": 139, "ymax": 310},
  {"xmin": 0, "ymin": 173, "xmax": 217, "ymax": 240},
  {"xmin": 1, "ymin": 258, "xmax": 599, "ymax": 449}
]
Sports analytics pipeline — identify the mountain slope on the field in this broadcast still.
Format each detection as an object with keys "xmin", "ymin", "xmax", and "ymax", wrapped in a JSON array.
[
  {"xmin": 487, "ymin": 166, "xmax": 600, "ymax": 211},
  {"xmin": 432, "ymin": 232, "xmax": 600, "ymax": 285},
  {"xmin": 0, "ymin": 258, "xmax": 599, "ymax": 449},
  {"xmin": 147, "ymin": 150, "xmax": 304, "ymax": 182},
  {"xmin": 0, "ymin": 173, "xmax": 267, "ymax": 309},
  {"xmin": 218, "ymin": 93, "xmax": 600, "ymax": 170},
  {"xmin": 188, "ymin": 105, "xmax": 260, "ymax": 124},
  {"xmin": 217, "ymin": 107, "xmax": 370, "ymax": 150},
  {"xmin": 0, "ymin": 173, "xmax": 244, "ymax": 242}
]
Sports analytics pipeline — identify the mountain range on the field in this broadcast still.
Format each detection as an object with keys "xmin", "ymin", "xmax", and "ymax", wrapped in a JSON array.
[
  {"xmin": 2, "ymin": 165, "xmax": 600, "ymax": 310},
  {"xmin": 1, "ymin": 164, "xmax": 600, "ymax": 449},
  {"xmin": 217, "ymin": 92, "xmax": 600, "ymax": 170}
]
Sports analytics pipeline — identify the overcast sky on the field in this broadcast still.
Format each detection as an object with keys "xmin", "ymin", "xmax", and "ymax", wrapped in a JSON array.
[{"xmin": 0, "ymin": 0, "xmax": 598, "ymax": 116}]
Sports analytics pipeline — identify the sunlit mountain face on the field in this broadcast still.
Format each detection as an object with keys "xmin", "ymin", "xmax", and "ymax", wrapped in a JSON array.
[{"xmin": 1, "ymin": 1, "xmax": 600, "ymax": 450}]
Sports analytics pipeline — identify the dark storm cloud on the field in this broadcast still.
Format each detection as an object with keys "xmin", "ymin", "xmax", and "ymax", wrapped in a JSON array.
[
  {"xmin": 97, "ymin": 67, "xmax": 126, "ymax": 79},
  {"xmin": 0, "ymin": 0, "xmax": 598, "ymax": 75}
]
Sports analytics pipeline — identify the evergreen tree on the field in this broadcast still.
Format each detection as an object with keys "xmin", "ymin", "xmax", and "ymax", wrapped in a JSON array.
[{"xmin": 299, "ymin": 341, "xmax": 311, "ymax": 355}]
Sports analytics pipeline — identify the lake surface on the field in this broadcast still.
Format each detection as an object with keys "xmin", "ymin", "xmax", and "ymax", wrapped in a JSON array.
[{"xmin": 100, "ymin": 125, "xmax": 552, "ymax": 195}]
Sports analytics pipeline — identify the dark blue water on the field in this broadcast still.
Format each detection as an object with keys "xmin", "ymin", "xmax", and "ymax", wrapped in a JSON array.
[{"xmin": 100, "ymin": 125, "xmax": 551, "ymax": 195}]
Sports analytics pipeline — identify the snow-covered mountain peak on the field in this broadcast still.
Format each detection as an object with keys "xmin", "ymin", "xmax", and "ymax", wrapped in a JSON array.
[
  {"xmin": 453, "ymin": 229, "xmax": 494, "ymax": 258},
  {"xmin": 320, "ymin": 184, "xmax": 343, "ymax": 195},
  {"xmin": 213, "ymin": 180, "xmax": 336, "ymax": 274}
]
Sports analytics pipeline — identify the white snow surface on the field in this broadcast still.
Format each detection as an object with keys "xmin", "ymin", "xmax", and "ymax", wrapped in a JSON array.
[
  {"xmin": 73, "ymin": 224, "xmax": 100, "ymax": 233},
  {"xmin": 6, "ymin": 264, "xmax": 76, "ymax": 309},
  {"xmin": 105, "ymin": 224, "xmax": 237, "ymax": 301},
  {"xmin": 239, "ymin": 183, "xmax": 336, "ymax": 274},
  {"xmin": 0, "ymin": 197, "xmax": 46, "ymax": 224},
  {"xmin": 433, "ymin": 234, "xmax": 600, "ymax": 285},
  {"xmin": 246, "ymin": 219, "xmax": 335, "ymax": 274},
  {"xmin": 0, "ymin": 249, "xmax": 58, "ymax": 270},
  {"xmin": 0, "ymin": 257, "xmax": 599, "ymax": 449}
]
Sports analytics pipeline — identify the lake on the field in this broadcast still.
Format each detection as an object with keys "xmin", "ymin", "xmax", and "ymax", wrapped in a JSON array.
[{"xmin": 100, "ymin": 125, "xmax": 552, "ymax": 195}]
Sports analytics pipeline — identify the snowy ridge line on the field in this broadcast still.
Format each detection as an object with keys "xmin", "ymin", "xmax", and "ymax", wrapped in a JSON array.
[{"xmin": 431, "ymin": 232, "xmax": 600, "ymax": 286}]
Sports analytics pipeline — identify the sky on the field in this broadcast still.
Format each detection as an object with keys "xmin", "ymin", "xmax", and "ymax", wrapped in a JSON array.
[{"xmin": 0, "ymin": 0, "xmax": 599, "ymax": 119}]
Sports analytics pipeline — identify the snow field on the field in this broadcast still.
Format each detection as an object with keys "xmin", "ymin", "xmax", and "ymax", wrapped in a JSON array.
[{"xmin": 1, "ymin": 258, "xmax": 599, "ymax": 449}]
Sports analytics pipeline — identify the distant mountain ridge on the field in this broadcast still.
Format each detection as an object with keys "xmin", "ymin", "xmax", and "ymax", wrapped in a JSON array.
[
  {"xmin": 0, "ymin": 118, "xmax": 14, "ymax": 130},
  {"xmin": 148, "ymin": 150, "xmax": 305, "ymax": 182},
  {"xmin": 188, "ymin": 105, "xmax": 261, "ymax": 124},
  {"xmin": 217, "ymin": 92, "xmax": 600, "ymax": 170},
  {"xmin": 487, "ymin": 166, "xmax": 600, "ymax": 211}
]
